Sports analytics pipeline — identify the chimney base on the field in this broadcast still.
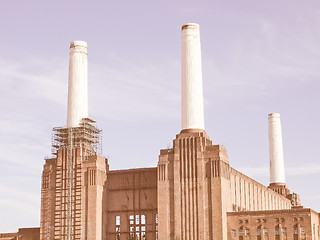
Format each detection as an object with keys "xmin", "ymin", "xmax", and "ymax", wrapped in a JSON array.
[
  {"xmin": 268, "ymin": 183, "xmax": 290, "ymax": 197},
  {"xmin": 180, "ymin": 128, "xmax": 206, "ymax": 134}
]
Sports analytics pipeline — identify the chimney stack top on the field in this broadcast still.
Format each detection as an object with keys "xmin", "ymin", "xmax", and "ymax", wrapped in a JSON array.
[
  {"xmin": 182, "ymin": 23, "xmax": 200, "ymax": 30},
  {"xmin": 70, "ymin": 41, "xmax": 87, "ymax": 49},
  {"xmin": 269, "ymin": 113, "xmax": 280, "ymax": 118}
]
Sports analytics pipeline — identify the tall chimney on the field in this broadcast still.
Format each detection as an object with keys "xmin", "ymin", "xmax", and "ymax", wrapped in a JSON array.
[
  {"xmin": 67, "ymin": 41, "xmax": 88, "ymax": 127},
  {"xmin": 181, "ymin": 23, "xmax": 205, "ymax": 131},
  {"xmin": 268, "ymin": 113, "xmax": 286, "ymax": 185}
]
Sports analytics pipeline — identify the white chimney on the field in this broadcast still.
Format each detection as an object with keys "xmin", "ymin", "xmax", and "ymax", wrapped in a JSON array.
[
  {"xmin": 268, "ymin": 113, "xmax": 286, "ymax": 184},
  {"xmin": 181, "ymin": 23, "xmax": 205, "ymax": 131},
  {"xmin": 67, "ymin": 41, "xmax": 88, "ymax": 127}
]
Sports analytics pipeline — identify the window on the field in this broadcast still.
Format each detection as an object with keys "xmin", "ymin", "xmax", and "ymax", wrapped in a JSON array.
[
  {"xmin": 282, "ymin": 228, "xmax": 287, "ymax": 240},
  {"xmin": 245, "ymin": 219, "xmax": 249, "ymax": 224},
  {"xmin": 239, "ymin": 228, "xmax": 243, "ymax": 240},
  {"xmin": 256, "ymin": 228, "xmax": 261, "ymax": 240},
  {"xmin": 115, "ymin": 216, "xmax": 120, "ymax": 240},
  {"xmin": 129, "ymin": 214, "xmax": 146, "ymax": 240},
  {"xmin": 282, "ymin": 228, "xmax": 287, "ymax": 235},
  {"xmin": 263, "ymin": 228, "xmax": 268, "ymax": 236},
  {"xmin": 130, "ymin": 215, "xmax": 134, "ymax": 225},
  {"xmin": 293, "ymin": 227, "xmax": 298, "ymax": 240},
  {"xmin": 155, "ymin": 214, "xmax": 158, "ymax": 240},
  {"xmin": 301, "ymin": 227, "xmax": 306, "ymax": 240},
  {"xmin": 245, "ymin": 229, "xmax": 250, "ymax": 236},
  {"xmin": 231, "ymin": 230, "xmax": 236, "ymax": 237},
  {"xmin": 116, "ymin": 216, "xmax": 120, "ymax": 226},
  {"xmin": 256, "ymin": 228, "xmax": 261, "ymax": 236}
]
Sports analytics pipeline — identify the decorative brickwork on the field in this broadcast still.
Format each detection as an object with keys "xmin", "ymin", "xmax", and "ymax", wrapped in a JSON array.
[{"xmin": 227, "ymin": 208, "xmax": 320, "ymax": 240}]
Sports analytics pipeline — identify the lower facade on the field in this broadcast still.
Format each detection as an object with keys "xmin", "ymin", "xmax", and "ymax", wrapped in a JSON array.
[{"xmin": 2, "ymin": 131, "xmax": 319, "ymax": 240}]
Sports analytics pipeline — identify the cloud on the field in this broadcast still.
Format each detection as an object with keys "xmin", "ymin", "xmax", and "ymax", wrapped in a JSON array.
[
  {"xmin": 0, "ymin": 184, "xmax": 39, "ymax": 203},
  {"xmin": 88, "ymin": 57, "xmax": 180, "ymax": 122},
  {"xmin": 206, "ymin": 13, "xmax": 320, "ymax": 89},
  {"xmin": 236, "ymin": 166, "xmax": 269, "ymax": 177},
  {"xmin": 0, "ymin": 117, "xmax": 51, "ymax": 172},
  {"xmin": 237, "ymin": 164, "xmax": 320, "ymax": 178},
  {"xmin": 286, "ymin": 164, "xmax": 320, "ymax": 176},
  {"xmin": 0, "ymin": 184, "xmax": 40, "ymax": 232},
  {"xmin": 0, "ymin": 57, "xmax": 67, "ymax": 107},
  {"xmin": 303, "ymin": 195, "xmax": 320, "ymax": 200}
]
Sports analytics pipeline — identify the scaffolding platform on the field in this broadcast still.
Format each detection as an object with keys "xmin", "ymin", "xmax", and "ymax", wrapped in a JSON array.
[{"xmin": 51, "ymin": 118, "xmax": 102, "ymax": 157}]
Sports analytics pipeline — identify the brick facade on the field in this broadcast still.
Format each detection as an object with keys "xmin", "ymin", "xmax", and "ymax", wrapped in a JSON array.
[
  {"xmin": 2, "ymin": 129, "xmax": 318, "ymax": 240},
  {"xmin": 227, "ymin": 208, "xmax": 320, "ymax": 240}
]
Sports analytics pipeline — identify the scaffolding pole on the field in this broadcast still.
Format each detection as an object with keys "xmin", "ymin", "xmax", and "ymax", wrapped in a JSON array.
[{"xmin": 66, "ymin": 127, "xmax": 73, "ymax": 240}]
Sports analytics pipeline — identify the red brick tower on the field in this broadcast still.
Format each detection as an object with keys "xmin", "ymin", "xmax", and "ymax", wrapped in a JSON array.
[
  {"xmin": 158, "ymin": 131, "xmax": 232, "ymax": 239},
  {"xmin": 40, "ymin": 41, "xmax": 108, "ymax": 240},
  {"xmin": 157, "ymin": 23, "xmax": 233, "ymax": 240}
]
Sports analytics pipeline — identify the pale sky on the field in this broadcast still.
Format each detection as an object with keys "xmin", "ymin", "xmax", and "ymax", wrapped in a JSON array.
[{"xmin": 1, "ymin": 0, "xmax": 320, "ymax": 232}]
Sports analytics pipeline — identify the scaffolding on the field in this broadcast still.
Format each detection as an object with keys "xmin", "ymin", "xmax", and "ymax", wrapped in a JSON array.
[
  {"xmin": 66, "ymin": 127, "xmax": 73, "ymax": 240},
  {"xmin": 51, "ymin": 118, "xmax": 102, "ymax": 158},
  {"xmin": 51, "ymin": 118, "xmax": 102, "ymax": 240}
]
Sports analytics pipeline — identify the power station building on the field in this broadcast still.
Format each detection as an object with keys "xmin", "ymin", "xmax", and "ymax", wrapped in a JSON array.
[{"xmin": 1, "ymin": 23, "xmax": 319, "ymax": 240}]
